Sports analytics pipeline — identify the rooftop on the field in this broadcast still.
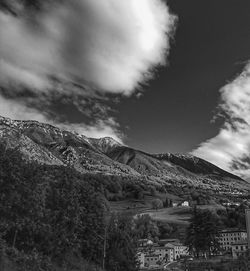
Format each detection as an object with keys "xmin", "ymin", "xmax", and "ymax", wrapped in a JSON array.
[{"xmin": 219, "ymin": 229, "xmax": 247, "ymax": 234}]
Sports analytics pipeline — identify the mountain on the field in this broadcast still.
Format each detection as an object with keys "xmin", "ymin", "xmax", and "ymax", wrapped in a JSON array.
[
  {"xmin": 0, "ymin": 116, "xmax": 138, "ymax": 176},
  {"xmin": 0, "ymin": 116, "xmax": 249, "ymax": 198},
  {"xmin": 88, "ymin": 137, "xmax": 123, "ymax": 153},
  {"xmin": 105, "ymin": 146, "xmax": 248, "ymax": 193}
]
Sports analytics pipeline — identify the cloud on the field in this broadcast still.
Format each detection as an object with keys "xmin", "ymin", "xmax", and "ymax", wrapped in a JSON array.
[
  {"xmin": 0, "ymin": 0, "xmax": 176, "ymax": 140},
  {"xmin": 0, "ymin": 94, "xmax": 122, "ymax": 141},
  {"xmin": 193, "ymin": 65, "xmax": 250, "ymax": 180},
  {"xmin": 0, "ymin": 0, "xmax": 176, "ymax": 94},
  {"xmin": 0, "ymin": 60, "xmax": 50, "ymax": 91}
]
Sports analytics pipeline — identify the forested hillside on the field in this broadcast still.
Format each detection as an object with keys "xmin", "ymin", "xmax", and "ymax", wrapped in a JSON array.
[{"xmin": 0, "ymin": 144, "xmax": 139, "ymax": 271}]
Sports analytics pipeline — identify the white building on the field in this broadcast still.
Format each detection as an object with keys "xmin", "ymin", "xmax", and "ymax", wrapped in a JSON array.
[
  {"xmin": 181, "ymin": 201, "xmax": 189, "ymax": 207},
  {"xmin": 218, "ymin": 229, "xmax": 247, "ymax": 251},
  {"xmin": 137, "ymin": 239, "xmax": 188, "ymax": 268},
  {"xmin": 137, "ymin": 251, "xmax": 145, "ymax": 268},
  {"xmin": 164, "ymin": 244, "xmax": 174, "ymax": 262},
  {"xmin": 138, "ymin": 239, "xmax": 154, "ymax": 247},
  {"xmin": 154, "ymin": 246, "xmax": 168, "ymax": 260},
  {"xmin": 165, "ymin": 242, "xmax": 189, "ymax": 260},
  {"xmin": 231, "ymin": 240, "xmax": 248, "ymax": 258},
  {"xmin": 144, "ymin": 253, "xmax": 161, "ymax": 268}
]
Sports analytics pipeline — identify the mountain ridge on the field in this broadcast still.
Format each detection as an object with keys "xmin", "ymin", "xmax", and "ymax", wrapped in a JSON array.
[{"xmin": 0, "ymin": 115, "xmax": 249, "ymax": 198}]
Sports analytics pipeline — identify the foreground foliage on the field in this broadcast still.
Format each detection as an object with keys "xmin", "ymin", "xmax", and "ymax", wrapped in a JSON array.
[
  {"xmin": 0, "ymin": 145, "xmax": 139, "ymax": 271},
  {"xmin": 185, "ymin": 207, "xmax": 220, "ymax": 257}
]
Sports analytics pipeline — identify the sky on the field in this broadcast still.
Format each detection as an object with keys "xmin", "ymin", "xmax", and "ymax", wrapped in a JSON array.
[{"xmin": 1, "ymin": 0, "xmax": 250, "ymax": 179}]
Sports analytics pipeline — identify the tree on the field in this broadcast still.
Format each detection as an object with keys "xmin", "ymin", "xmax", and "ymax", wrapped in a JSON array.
[
  {"xmin": 133, "ymin": 214, "xmax": 159, "ymax": 240},
  {"xmin": 185, "ymin": 208, "xmax": 220, "ymax": 257},
  {"xmin": 164, "ymin": 198, "xmax": 169, "ymax": 208},
  {"xmin": 0, "ymin": 144, "xmax": 106, "ymax": 266},
  {"xmin": 151, "ymin": 199, "xmax": 163, "ymax": 210},
  {"xmin": 106, "ymin": 214, "xmax": 139, "ymax": 271}
]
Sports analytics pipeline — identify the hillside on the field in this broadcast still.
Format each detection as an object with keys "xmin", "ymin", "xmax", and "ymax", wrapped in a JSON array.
[
  {"xmin": 0, "ymin": 115, "xmax": 249, "ymax": 199},
  {"xmin": 106, "ymin": 146, "xmax": 248, "ymax": 194}
]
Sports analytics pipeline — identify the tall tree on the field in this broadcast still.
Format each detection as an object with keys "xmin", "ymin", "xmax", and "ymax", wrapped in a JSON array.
[
  {"xmin": 185, "ymin": 208, "xmax": 220, "ymax": 257},
  {"xmin": 133, "ymin": 214, "xmax": 159, "ymax": 240},
  {"xmin": 106, "ymin": 214, "xmax": 139, "ymax": 271}
]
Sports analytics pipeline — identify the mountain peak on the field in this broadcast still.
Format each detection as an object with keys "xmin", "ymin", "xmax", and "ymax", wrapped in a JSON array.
[{"xmin": 88, "ymin": 136, "xmax": 123, "ymax": 153}]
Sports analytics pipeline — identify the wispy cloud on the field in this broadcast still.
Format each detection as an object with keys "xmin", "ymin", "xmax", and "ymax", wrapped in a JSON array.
[
  {"xmin": 0, "ymin": 0, "xmax": 176, "ymax": 139},
  {"xmin": 0, "ymin": 0, "xmax": 176, "ymax": 94},
  {"xmin": 0, "ymin": 94, "xmax": 123, "ymax": 141},
  {"xmin": 193, "ymin": 65, "xmax": 250, "ymax": 180}
]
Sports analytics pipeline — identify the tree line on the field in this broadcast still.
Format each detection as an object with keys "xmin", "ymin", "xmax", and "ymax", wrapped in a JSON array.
[{"xmin": 0, "ymin": 144, "xmax": 141, "ymax": 271}]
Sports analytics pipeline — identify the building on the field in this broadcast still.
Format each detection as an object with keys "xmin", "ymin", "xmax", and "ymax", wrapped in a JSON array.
[
  {"xmin": 218, "ymin": 229, "xmax": 247, "ymax": 251},
  {"xmin": 144, "ymin": 253, "xmax": 161, "ymax": 268},
  {"xmin": 164, "ymin": 244, "xmax": 175, "ymax": 262},
  {"xmin": 172, "ymin": 202, "xmax": 178, "ymax": 207},
  {"xmin": 153, "ymin": 246, "xmax": 168, "ymax": 260},
  {"xmin": 181, "ymin": 201, "xmax": 189, "ymax": 207},
  {"xmin": 165, "ymin": 242, "xmax": 189, "ymax": 260},
  {"xmin": 137, "ymin": 251, "xmax": 145, "ymax": 268},
  {"xmin": 138, "ymin": 239, "xmax": 154, "ymax": 247},
  {"xmin": 231, "ymin": 240, "xmax": 248, "ymax": 258},
  {"xmin": 172, "ymin": 200, "xmax": 189, "ymax": 207},
  {"xmin": 136, "ymin": 238, "xmax": 188, "ymax": 268}
]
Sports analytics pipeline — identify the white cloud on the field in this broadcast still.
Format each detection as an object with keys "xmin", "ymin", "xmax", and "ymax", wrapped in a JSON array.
[
  {"xmin": 193, "ymin": 65, "xmax": 250, "ymax": 179},
  {"xmin": 0, "ymin": 0, "xmax": 176, "ymax": 141},
  {"xmin": 0, "ymin": 60, "xmax": 50, "ymax": 91},
  {"xmin": 0, "ymin": 95, "xmax": 122, "ymax": 141},
  {"xmin": 0, "ymin": 0, "xmax": 176, "ymax": 94}
]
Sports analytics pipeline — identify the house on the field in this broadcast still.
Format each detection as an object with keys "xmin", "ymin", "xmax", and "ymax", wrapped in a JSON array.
[
  {"xmin": 153, "ymin": 246, "xmax": 168, "ymax": 260},
  {"xmin": 231, "ymin": 240, "xmax": 248, "ymax": 258},
  {"xmin": 164, "ymin": 242, "xmax": 189, "ymax": 260},
  {"xmin": 172, "ymin": 202, "xmax": 178, "ymax": 207},
  {"xmin": 136, "ymin": 238, "xmax": 189, "ymax": 268},
  {"xmin": 218, "ymin": 229, "xmax": 247, "ymax": 251},
  {"xmin": 181, "ymin": 201, "xmax": 189, "ymax": 207},
  {"xmin": 144, "ymin": 253, "xmax": 161, "ymax": 268},
  {"xmin": 164, "ymin": 244, "xmax": 175, "ymax": 262},
  {"xmin": 172, "ymin": 200, "xmax": 189, "ymax": 207},
  {"xmin": 137, "ymin": 251, "xmax": 145, "ymax": 268},
  {"xmin": 138, "ymin": 239, "xmax": 154, "ymax": 247}
]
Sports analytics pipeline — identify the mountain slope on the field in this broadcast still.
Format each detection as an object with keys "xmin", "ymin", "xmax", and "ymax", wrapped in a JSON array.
[
  {"xmin": 0, "ymin": 116, "xmax": 138, "ymax": 176},
  {"xmin": 0, "ymin": 116, "xmax": 249, "ymax": 197}
]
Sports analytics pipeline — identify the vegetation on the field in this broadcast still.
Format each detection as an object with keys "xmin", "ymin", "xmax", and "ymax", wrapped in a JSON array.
[
  {"xmin": 0, "ymin": 145, "xmax": 140, "ymax": 271},
  {"xmin": 151, "ymin": 199, "xmax": 163, "ymax": 210},
  {"xmin": 185, "ymin": 207, "xmax": 220, "ymax": 257},
  {"xmin": 106, "ymin": 214, "xmax": 139, "ymax": 271},
  {"xmin": 216, "ymin": 203, "xmax": 250, "ymax": 229},
  {"xmin": 133, "ymin": 214, "xmax": 159, "ymax": 240}
]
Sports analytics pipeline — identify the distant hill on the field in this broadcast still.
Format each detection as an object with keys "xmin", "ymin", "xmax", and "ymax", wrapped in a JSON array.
[{"xmin": 0, "ymin": 116, "xmax": 249, "ymax": 198}]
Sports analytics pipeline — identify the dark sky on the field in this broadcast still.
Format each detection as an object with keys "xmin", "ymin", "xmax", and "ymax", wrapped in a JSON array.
[{"xmin": 116, "ymin": 0, "xmax": 250, "ymax": 154}]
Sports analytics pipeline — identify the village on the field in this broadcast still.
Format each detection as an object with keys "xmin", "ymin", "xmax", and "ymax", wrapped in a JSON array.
[{"xmin": 136, "ymin": 210, "xmax": 250, "ymax": 270}]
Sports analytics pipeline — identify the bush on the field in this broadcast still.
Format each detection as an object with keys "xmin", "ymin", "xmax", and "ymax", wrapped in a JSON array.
[{"xmin": 151, "ymin": 199, "xmax": 163, "ymax": 210}]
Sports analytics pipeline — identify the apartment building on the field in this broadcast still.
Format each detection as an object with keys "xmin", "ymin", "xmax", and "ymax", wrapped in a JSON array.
[
  {"xmin": 231, "ymin": 240, "xmax": 248, "ymax": 258},
  {"xmin": 218, "ymin": 229, "xmax": 247, "ymax": 251}
]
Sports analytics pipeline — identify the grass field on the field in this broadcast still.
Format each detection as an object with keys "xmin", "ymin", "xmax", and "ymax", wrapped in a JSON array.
[
  {"xmin": 109, "ymin": 193, "xmax": 191, "ymax": 225},
  {"xmin": 142, "ymin": 207, "xmax": 192, "ymax": 225},
  {"xmin": 109, "ymin": 197, "xmax": 227, "ymax": 243},
  {"xmin": 109, "ymin": 194, "xmax": 225, "ymax": 226}
]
